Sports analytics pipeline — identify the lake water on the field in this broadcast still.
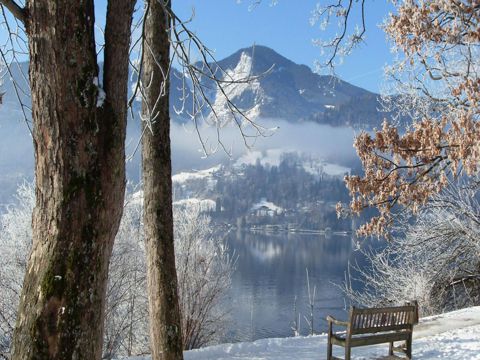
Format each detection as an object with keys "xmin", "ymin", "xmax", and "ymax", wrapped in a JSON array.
[{"xmin": 223, "ymin": 231, "xmax": 366, "ymax": 343}]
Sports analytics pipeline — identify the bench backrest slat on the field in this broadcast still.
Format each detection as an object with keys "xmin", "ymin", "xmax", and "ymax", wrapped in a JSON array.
[{"xmin": 349, "ymin": 305, "xmax": 416, "ymax": 335}]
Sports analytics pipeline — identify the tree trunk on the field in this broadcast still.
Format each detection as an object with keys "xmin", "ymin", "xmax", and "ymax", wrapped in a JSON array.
[
  {"xmin": 142, "ymin": 1, "xmax": 184, "ymax": 359},
  {"xmin": 11, "ymin": 0, "xmax": 134, "ymax": 358}
]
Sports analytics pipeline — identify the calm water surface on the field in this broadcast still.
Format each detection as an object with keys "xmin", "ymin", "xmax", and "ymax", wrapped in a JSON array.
[{"xmin": 223, "ymin": 231, "xmax": 366, "ymax": 343}]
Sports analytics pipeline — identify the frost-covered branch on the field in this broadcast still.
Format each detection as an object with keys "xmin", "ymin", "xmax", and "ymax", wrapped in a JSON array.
[
  {"xmin": 342, "ymin": 179, "xmax": 480, "ymax": 316},
  {"xmin": 0, "ymin": 3, "xmax": 31, "ymax": 133},
  {"xmin": 128, "ymin": 1, "xmax": 275, "ymax": 159},
  {"xmin": 310, "ymin": 0, "xmax": 367, "ymax": 72},
  {"xmin": 174, "ymin": 203, "xmax": 235, "ymax": 349}
]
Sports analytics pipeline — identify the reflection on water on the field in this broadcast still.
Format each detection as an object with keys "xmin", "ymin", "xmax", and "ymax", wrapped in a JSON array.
[{"xmin": 223, "ymin": 231, "xmax": 365, "ymax": 343}]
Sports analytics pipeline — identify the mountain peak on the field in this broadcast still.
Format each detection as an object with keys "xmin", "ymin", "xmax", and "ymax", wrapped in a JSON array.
[
  {"xmin": 219, "ymin": 45, "xmax": 300, "ymax": 75},
  {"xmin": 208, "ymin": 45, "xmax": 384, "ymax": 127}
]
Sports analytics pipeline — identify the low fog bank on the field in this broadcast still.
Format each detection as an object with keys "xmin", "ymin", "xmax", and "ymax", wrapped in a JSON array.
[
  {"xmin": 168, "ymin": 118, "xmax": 360, "ymax": 173},
  {"xmin": 0, "ymin": 115, "xmax": 360, "ymax": 202}
]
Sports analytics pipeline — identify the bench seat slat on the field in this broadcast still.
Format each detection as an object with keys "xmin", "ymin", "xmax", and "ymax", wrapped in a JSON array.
[
  {"xmin": 332, "ymin": 331, "xmax": 411, "ymax": 348},
  {"xmin": 352, "ymin": 324, "xmax": 412, "ymax": 335}
]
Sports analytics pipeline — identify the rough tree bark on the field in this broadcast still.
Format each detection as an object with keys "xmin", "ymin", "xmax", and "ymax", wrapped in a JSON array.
[
  {"xmin": 141, "ymin": 0, "xmax": 184, "ymax": 359},
  {"xmin": 9, "ymin": 0, "xmax": 135, "ymax": 358}
]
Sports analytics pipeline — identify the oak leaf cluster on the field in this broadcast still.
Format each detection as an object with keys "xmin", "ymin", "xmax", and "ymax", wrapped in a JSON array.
[{"xmin": 341, "ymin": 0, "xmax": 480, "ymax": 236}]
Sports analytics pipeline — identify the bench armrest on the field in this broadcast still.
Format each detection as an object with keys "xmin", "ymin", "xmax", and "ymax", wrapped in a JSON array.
[{"xmin": 326, "ymin": 315, "xmax": 348, "ymax": 327}]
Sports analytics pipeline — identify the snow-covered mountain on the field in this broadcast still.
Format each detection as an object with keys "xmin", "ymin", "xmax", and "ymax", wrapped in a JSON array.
[{"xmin": 198, "ymin": 45, "xmax": 388, "ymax": 128}]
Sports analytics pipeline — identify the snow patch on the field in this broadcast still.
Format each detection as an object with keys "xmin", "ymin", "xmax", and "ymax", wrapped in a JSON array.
[
  {"xmin": 129, "ymin": 190, "xmax": 144, "ymax": 206},
  {"xmin": 93, "ymin": 77, "xmax": 106, "ymax": 107},
  {"xmin": 172, "ymin": 165, "xmax": 221, "ymax": 184},
  {"xmin": 209, "ymin": 52, "xmax": 271, "ymax": 122},
  {"xmin": 235, "ymin": 149, "xmax": 285, "ymax": 168}
]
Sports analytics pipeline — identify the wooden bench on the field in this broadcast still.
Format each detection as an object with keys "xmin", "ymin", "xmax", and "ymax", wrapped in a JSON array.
[{"xmin": 327, "ymin": 302, "xmax": 418, "ymax": 360}]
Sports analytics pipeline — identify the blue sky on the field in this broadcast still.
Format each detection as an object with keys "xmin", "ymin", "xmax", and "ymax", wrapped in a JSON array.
[
  {"xmin": 2, "ymin": 1, "xmax": 395, "ymax": 93},
  {"xmin": 93, "ymin": 0, "xmax": 394, "ymax": 92},
  {"xmin": 171, "ymin": 1, "xmax": 395, "ymax": 93}
]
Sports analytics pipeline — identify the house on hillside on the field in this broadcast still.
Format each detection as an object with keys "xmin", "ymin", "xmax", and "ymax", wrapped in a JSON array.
[{"xmin": 251, "ymin": 198, "xmax": 283, "ymax": 217}]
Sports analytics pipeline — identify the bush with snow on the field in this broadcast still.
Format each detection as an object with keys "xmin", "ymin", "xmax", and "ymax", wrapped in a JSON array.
[
  {"xmin": 0, "ymin": 183, "xmax": 234, "ymax": 358},
  {"xmin": 174, "ymin": 203, "xmax": 235, "ymax": 350},
  {"xmin": 343, "ymin": 180, "xmax": 480, "ymax": 316},
  {"xmin": 0, "ymin": 182, "xmax": 33, "ymax": 356}
]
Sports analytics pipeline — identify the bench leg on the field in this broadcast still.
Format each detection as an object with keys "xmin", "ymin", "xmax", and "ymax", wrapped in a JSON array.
[
  {"xmin": 327, "ymin": 322, "xmax": 333, "ymax": 359},
  {"xmin": 345, "ymin": 346, "xmax": 351, "ymax": 360},
  {"xmin": 406, "ymin": 335, "xmax": 412, "ymax": 359},
  {"xmin": 389, "ymin": 341, "xmax": 394, "ymax": 356},
  {"xmin": 327, "ymin": 337, "xmax": 332, "ymax": 359}
]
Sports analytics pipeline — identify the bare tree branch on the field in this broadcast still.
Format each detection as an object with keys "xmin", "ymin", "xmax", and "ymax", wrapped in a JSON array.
[
  {"xmin": 311, "ymin": 0, "xmax": 368, "ymax": 72},
  {"xmin": 0, "ymin": 3, "xmax": 30, "ymax": 130},
  {"xmin": 127, "ymin": 3, "xmax": 276, "ymax": 162},
  {"xmin": 0, "ymin": 1, "xmax": 26, "ymax": 24}
]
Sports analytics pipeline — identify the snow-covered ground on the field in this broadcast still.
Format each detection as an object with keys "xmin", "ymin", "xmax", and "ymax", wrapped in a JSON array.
[
  {"xmin": 172, "ymin": 165, "xmax": 222, "ymax": 184},
  {"xmin": 128, "ymin": 307, "xmax": 480, "ymax": 359}
]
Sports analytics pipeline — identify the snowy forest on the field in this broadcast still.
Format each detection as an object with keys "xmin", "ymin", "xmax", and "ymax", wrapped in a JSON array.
[{"xmin": 0, "ymin": 1, "xmax": 479, "ymax": 360}]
